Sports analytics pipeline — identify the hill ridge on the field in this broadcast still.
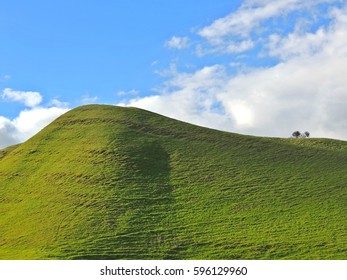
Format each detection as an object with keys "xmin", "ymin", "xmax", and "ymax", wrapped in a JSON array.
[{"xmin": 0, "ymin": 104, "xmax": 346, "ymax": 259}]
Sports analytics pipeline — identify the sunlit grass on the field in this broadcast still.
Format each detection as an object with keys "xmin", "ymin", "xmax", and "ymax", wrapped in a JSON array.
[{"xmin": 0, "ymin": 105, "xmax": 346, "ymax": 259}]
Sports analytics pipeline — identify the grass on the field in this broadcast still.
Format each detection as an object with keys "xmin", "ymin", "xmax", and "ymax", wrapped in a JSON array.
[{"xmin": 0, "ymin": 104, "xmax": 346, "ymax": 259}]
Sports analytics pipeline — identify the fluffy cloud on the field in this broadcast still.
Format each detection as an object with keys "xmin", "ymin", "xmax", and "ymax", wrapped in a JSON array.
[
  {"xmin": 13, "ymin": 107, "xmax": 69, "ymax": 141},
  {"xmin": 0, "ymin": 117, "xmax": 18, "ymax": 148},
  {"xmin": 49, "ymin": 99, "xmax": 70, "ymax": 108},
  {"xmin": 117, "ymin": 89, "xmax": 140, "ymax": 97},
  {"xmin": 81, "ymin": 95, "xmax": 99, "ymax": 104},
  {"xmin": 119, "ymin": 65, "xmax": 233, "ymax": 131},
  {"xmin": 121, "ymin": 2, "xmax": 347, "ymax": 140},
  {"xmin": 0, "ymin": 88, "xmax": 69, "ymax": 149},
  {"xmin": 0, "ymin": 106, "xmax": 69, "ymax": 149},
  {"xmin": 1, "ymin": 75, "xmax": 11, "ymax": 82},
  {"xmin": 196, "ymin": 39, "xmax": 254, "ymax": 56},
  {"xmin": 199, "ymin": 0, "xmax": 337, "ymax": 41},
  {"xmin": 218, "ymin": 55, "xmax": 347, "ymax": 139},
  {"xmin": 267, "ymin": 4, "xmax": 347, "ymax": 60},
  {"xmin": 165, "ymin": 36, "xmax": 190, "ymax": 50},
  {"xmin": 197, "ymin": 0, "xmax": 340, "ymax": 54},
  {"xmin": 2, "ymin": 88, "xmax": 43, "ymax": 107},
  {"xmin": 122, "ymin": 56, "xmax": 347, "ymax": 139}
]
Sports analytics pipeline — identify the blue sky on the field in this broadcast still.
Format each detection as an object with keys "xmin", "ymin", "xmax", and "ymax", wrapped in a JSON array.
[
  {"xmin": 1, "ymin": 0, "xmax": 347, "ymax": 148},
  {"xmin": 0, "ymin": 0, "xmax": 238, "ymax": 112}
]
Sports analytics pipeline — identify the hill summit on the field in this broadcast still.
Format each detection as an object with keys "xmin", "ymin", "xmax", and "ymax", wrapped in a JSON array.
[{"xmin": 0, "ymin": 104, "xmax": 346, "ymax": 259}]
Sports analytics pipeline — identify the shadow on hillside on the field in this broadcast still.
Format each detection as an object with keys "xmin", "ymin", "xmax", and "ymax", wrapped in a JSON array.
[
  {"xmin": 131, "ymin": 141, "xmax": 170, "ymax": 180},
  {"xmin": 76, "ymin": 140, "xmax": 175, "ymax": 259}
]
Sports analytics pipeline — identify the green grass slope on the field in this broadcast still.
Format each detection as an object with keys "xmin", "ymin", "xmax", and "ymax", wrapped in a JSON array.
[
  {"xmin": 0, "ymin": 144, "xmax": 20, "ymax": 160},
  {"xmin": 0, "ymin": 104, "xmax": 346, "ymax": 259}
]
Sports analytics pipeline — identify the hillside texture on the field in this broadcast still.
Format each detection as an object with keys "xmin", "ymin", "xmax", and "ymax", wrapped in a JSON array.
[{"xmin": 0, "ymin": 105, "xmax": 346, "ymax": 259}]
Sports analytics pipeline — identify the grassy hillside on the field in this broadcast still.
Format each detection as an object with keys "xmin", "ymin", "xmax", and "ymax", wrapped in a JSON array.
[
  {"xmin": 0, "ymin": 144, "xmax": 20, "ymax": 160},
  {"xmin": 0, "ymin": 104, "xmax": 346, "ymax": 259}
]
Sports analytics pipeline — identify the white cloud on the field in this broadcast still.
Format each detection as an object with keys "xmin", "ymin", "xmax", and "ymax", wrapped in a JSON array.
[
  {"xmin": 117, "ymin": 89, "xmax": 140, "ymax": 97},
  {"xmin": 119, "ymin": 65, "xmax": 233, "ymax": 131},
  {"xmin": 81, "ymin": 95, "xmax": 98, "ymax": 104},
  {"xmin": 2, "ymin": 88, "xmax": 43, "ymax": 107},
  {"xmin": 199, "ymin": 0, "xmax": 336, "ymax": 41},
  {"xmin": 0, "ymin": 88, "xmax": 69, "ymax": 148},
  {"xmin": 196, "ymin": 39, "xmax": 254, "ymax": 56},
  {"xmin": 0, "ymin": 116, "xmax": 18, "ymax": 148},
  {"xmin": 165, "ymin": 36, "xmax": 190, "ymax": 50},
  {"xmin": 0, "ymin": 106, "xmax": 69, "ymax": 149},
  {"xmin": 227, "ymin": 101, "xmax": 254, "ymax": 128},
  {"xmin": 151, "ymin": 60, "xmax": 159, "ymax": 66},
  {"xmin": 197, "ymin": 0, "xmax": 339, "ymax": 55},
  {"xmin": 121, "ymin": 52, "xmax": 347, "ymax": 139},
  {"xmin": 1, "ymin": 75, "xmax": 11, "ymax": 82},
  {"xmin": 120, "ymin": 3, "xmax": 347, "ymax": 141},
  {"xmin": 48, "ymin": 99, "xmax": 70, "ymax": 108},
  {"xmin": 13, "ymin": 107, "xmax": 69, "ymax": 141},
  {"xmin": 217, "ymin": 54, "xmax": 347, "ymax": 139},
  {"xmin": 267, "ymin": 4, "xmax": 347, "ymax": 60}
]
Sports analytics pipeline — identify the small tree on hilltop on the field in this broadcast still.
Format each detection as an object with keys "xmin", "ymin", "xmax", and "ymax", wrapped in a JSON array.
[
  {"xmin": 292, "ymin": 131, "xmax": 301, "ymax": 138},
  {"xmin": 291, "ymin": 131, "xmax": 310, "ymax": 138}
]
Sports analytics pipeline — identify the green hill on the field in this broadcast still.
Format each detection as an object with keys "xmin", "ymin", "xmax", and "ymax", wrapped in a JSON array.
[{"xmin": 0, "ymin": 104, "xmax": 346, "ymax": 259}]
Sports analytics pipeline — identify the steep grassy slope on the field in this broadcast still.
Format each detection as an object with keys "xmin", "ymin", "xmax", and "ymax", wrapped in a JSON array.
[
  {"xmin": 0, "ymin": 105, "xmax": 346, "ymax": 259},
  {"xmin": 0, "ymin": 144, "xmax": 19, "ymax": 160}
]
